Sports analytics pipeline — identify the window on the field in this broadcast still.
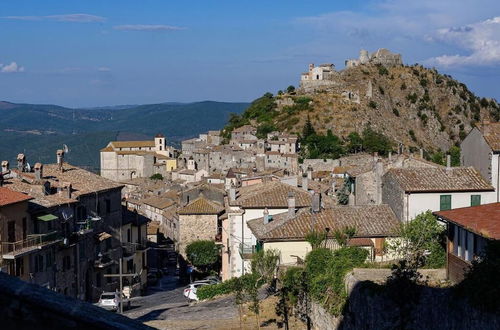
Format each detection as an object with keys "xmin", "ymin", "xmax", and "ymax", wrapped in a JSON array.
[
  {"xmin": 440, "ymin": 195, "xmax": 451, "ymax": 211},
  {"xmin": 470, "ymin": 195, "xmax": 481, "ymax": 206},
  {"xmin": 127, "ymin": 228, "xmax": 132, "ymax": 242}
]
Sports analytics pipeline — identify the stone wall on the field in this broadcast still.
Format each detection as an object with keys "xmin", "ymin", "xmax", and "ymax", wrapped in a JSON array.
[
  {"xmin": 0, "ymin": 272, "xmax": 151, "ymax": 330},
  {"xmin": 306, "ymin": 268, "xmax": 500, "ymax": 330},
  {"xmin": 178, "ymin": 213, "xmax": 218, "ymax": 256},
  {"xmin": 382, "ymin": 171, "xmax": 405, "ymax": 221}
]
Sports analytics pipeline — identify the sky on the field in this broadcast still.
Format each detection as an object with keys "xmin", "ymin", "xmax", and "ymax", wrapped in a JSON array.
[{"xmin": 1, "ymin": 0, "xmax": 500, "ymax": 108}]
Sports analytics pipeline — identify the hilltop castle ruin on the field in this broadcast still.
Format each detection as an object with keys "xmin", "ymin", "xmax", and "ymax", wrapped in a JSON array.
[{"xmin": 300, "ymin": 48, "xmax": 402, "ymax": 93}]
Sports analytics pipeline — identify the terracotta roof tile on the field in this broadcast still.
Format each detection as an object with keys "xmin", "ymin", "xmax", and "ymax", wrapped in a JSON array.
[
  {"xmin": 480, "ymin": 122, "xmax": 500, "ymax": 151},
  {"xmin": 141, "ymin": 196, "xmax": 175, "ymax": 210},
  {"xmin": 385, "ymin": 167, "xmax": 493, "ymax": 192},
  {"xmin": 110, "ymin": 141, "xmax": 155, "ymax": 148},
  {"xmin": 434, "ymin": 203, "xmax": 500, "ymax": 239},
  {"xmin": 0, "ymin": 187, "xmax": 32, "ymax": 206},
  {"xmin": 248, "ymin": 205, "xmax": 399, "ymax": 241},
  {"xmin": 178, "ymin": 197, "xmax": 224, "ymax": 215},
  {"xmin": 232, "ymin": 181, "xmax": 312, "ymax": 208}
]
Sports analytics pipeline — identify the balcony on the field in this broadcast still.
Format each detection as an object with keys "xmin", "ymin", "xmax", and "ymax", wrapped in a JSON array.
[
  {"xmin": 239, "ymin": 243, "xmax": 261, "ymax": 259},
  {"xmin": 1, "ymin": 231, "xmax": 63, "ymax": 259},
  {"xmin": 122, "ymin": 242, "xmax": 147, "ymax": 257}
]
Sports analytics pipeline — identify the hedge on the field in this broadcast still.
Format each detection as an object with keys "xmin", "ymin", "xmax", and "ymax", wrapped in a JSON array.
[{"xmin": 196, "ymin": 273, "xmax": 260, "ymax": 301}]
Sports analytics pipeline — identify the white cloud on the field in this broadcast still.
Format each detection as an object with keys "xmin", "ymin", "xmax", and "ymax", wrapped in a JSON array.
[
  {"xmin": 3, "ymin": 14, "xmax": 105, "ymax": 23},
  {"xmin": 1, "ymin": 62, "xmax": 24, "ymax": 73},
  {"xmin": 113, "ymin": 24, "xmax": 185, "ymax": 31},
  {"xmin": 98, "ymin": 67, "xmax": 111, "ymax": 72},
  {"xmin": 426, "ymin": 16, "xmax": 500, "ymax": 67}
]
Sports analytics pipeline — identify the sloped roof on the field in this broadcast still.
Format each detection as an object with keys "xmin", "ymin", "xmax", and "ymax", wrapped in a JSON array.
[
  {"xmin": 141, "ymin": 196, "xmax": 175, "ymax": 210},
  {"xmin": 178, "ymin": 197, "xmax": 224, "ymax": 215},
  {"xmin": 232, "ymin": 181, "xmax": 312, "ymax": 208},
  {"xmin": 232, "ymin": 125, "xmax": 256, "ymax": 133},
  {"xmin": 385, "ymin": 167, "xmax": 493, "ymax": 192},
  {"xmin": 110, "ymin": 141, "xmax": 155, "ymax": 148},
  {"xmin": 434, "ymin": 203, "xmax": 500, "ymax": 240},
  {"xmin": 0, "ymin": 187, "xmax": 32, "ymax": 207},
  {"xmin": 480, "ymin": 122, "xmax": 500, "ymax": 151},
  {"xmin": 248, "ymin": 205, "xmax": 399, "ymax": 241}
]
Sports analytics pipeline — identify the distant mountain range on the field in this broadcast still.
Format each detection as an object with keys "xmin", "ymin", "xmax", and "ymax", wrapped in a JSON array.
[{"xmin": 0, "ymin": 101, "xmax": 249, "ymax": 171}]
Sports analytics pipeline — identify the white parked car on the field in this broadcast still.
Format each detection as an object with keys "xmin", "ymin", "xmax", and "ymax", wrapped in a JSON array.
[
  {"xmin": 97, "ymin": 292, "xmax": 130, "ymax": 311},
  {"xmin": 183, "ymin": 282, "xmax": 209, "ymax": 301}
]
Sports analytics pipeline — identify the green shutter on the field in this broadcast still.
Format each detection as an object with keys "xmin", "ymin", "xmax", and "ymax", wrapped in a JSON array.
[
  {"xmin": 471, "ymin": 195, "xmax": 481, "ymax": 206},
  {"xmin": 440, "ymin": 195, "xmax": 451, "ymax": 211}
]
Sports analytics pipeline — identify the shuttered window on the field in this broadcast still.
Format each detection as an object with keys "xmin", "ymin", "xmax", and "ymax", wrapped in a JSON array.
[
  {"xmin": 440, "ymin": 195, "xmax": 451, "ymax": 211},
  {"xmin": 470, "ymin": 195, "xmax": 481, "ymax": 206}
]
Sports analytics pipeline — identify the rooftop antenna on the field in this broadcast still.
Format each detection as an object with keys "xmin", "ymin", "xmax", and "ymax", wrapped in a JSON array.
[{"xmin": 63, "ymin": 144, "xmax": 70, "ymax": 154}]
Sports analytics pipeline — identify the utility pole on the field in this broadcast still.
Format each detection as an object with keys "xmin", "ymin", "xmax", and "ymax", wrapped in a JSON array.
[{"xmin": 103, "ymin": 258, "xmax": 137, "ymax": 314}]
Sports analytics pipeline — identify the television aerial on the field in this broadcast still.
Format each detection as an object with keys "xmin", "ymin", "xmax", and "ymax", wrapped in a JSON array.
[{"xmin": 63, "ymin": 144, "xmax": 70, "ymax": 154}]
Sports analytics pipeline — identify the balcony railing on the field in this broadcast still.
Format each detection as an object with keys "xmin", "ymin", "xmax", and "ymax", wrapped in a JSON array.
[
  {"xmin": 1, "ymin": 231, "xmax": 62, "ymax": 257},
  {"xmin": 239, "ymin": 243, "xmax": 262, "ymax": 259},
  {"xmin": 122, "ymin": 242, "xmax": 147, "ymax": 256}
]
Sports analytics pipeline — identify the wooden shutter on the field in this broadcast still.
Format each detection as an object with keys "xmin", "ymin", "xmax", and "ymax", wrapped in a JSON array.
[
  {"xmin": 440, "ymin": 195, "xmax": 451, "ymax": 211},
  {"xmin": 470, "ymin": 195, "xmax": 481, "ymax": 206}
]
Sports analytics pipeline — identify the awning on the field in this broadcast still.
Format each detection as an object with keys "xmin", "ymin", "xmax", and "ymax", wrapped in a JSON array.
[
  {"xmin": 97, "ymin": 232, "xmax": 112, "ymax": 241},
  {"xmin": 37, "ymin": 214, "xmax": 58, "ymax": 222}
]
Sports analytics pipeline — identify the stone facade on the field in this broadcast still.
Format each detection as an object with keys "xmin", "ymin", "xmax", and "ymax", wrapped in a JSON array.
[
  {"xmin": 345, "ymin": 48, "xmax": 403, "ymax": 69},
  {"xmin": 177, "ymin": 213, "xmax": 219, "ymax": 256},
  {"xmin": 100, "ymin": 134, "xmax": 177, "ymax": 182}
]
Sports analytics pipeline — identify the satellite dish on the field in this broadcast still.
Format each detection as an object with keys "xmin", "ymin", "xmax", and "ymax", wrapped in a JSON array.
[
  {"xmin": 63, "ymin": 144, "xmax": 70, "ymax": 154},
  {"xmin": 89, "ymin": 211, "xmax": 102, "ymax": 221}
]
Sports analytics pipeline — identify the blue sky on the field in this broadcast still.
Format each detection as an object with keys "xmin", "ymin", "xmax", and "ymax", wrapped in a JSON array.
[{"xmin": 1, "ymin": 0, "xmax": 499, "ymax": 107}]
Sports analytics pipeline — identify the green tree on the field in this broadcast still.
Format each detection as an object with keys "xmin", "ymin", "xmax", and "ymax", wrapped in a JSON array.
[
  {"xmin": 388, "ymin": 211, "xmax": 446, "ymax": 269},
  {"xmin": 305, "ymin": 230, "xmax": 327, "ymax": 250},
  {"xmin": 361, "ymin": 126, "xmax": 393, "ymax": 156},
  {"xmin": 449, "ymin": 146, "xmax": 461, "ymax": 166},
  {"xmin": 256, "ymin": 122, "xmax": 277, "ymax": 139},
  {"xmin": 185, "ymin": 240, "xmax": 221, "ymax": 273},
  {"xmin": 332, "ymin": 226, "xmax": 357, "ymax": 247},
  {"xmin": 286, "ymin": 85, "xmax": 296, "ymax": 94},
  {"xmin": 302, "ymin": 115, "xmax": 316, "ymax": 139},
  {"xmin": 346, "ymin": 132, "xmax": 363, "ymax": 153}
]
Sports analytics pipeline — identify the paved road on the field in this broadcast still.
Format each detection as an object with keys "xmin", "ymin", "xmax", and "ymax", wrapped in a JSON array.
[{"xmin": 124, "ymin": 268, "xmax": 188, "ymax": 321}]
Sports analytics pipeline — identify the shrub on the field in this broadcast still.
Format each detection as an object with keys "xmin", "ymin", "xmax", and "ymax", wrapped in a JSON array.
[
  {"xmin": 378, "ymin": 65, "xmax": 389, "ymax": 75},
  {"xmin": 149, "ymin": 173, "xmax": 163, "ymax": 181},
  {"xmin": 420, "ymin": 78, "xmax": 428, "ymax": 88},
  {"xmin": 305, "ymin": 248, "xmax": 334, "ymax": 276},
  {"xmin": 407, "ymin": 93, "xmax": 418, "ymax": 103},
  {"xmin": 400, "ymin": 82, "xmax": 407, "ymax": 90},
  {"xmin": 393, "ymin": 108, "xmax": 400, "ymax": 116},
  {"xmin": 409, "ymin": 129, "xmax": 417, "ymax": 142},
  {"xmin": 378, "ymin": 86, "xmax": 385, "ymax": 95},
  {"xmin": 368, "ymin": 101, "xmax": 378, "ymax": 109},
  {"xmin": 197, "ymin": 273, "xmax": 260, "ymax": 300}
]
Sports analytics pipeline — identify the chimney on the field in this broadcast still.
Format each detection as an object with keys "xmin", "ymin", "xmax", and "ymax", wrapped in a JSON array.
[
  {"xmin": 287, "ymin": 192, "xmax": 296, "ymax": 219},
  {"xmin": 263, "ymin": 207, "xmax": 270, "ymax": 224},
  {"xmin": 56, "ymin": 150, "xmax": 64, "ymax": 172},
  {"xmin": 65, "ymin": 183, "xmax": 72, "ymax": 199},
  {"xmin": 17, "ymin": 154, "xmax": 26, "ymax": 172},
  {"xmin": 34, "ymin": 163, "xmax": 43, "ymax": 180},
  {"xmin": 446, "ymin": 154, "xmax": 451, "ymax": 170},
  {"xmin": 42, "ymin": 181, "xmax": 51, "ymax": 196},
  {"xmin": 312, "ymin": 192, "xmax": 321, "ymax": 213},
  {"xmin": 307, "ymin": 166, "xmax": 313, "ymax": 180},
  {"xmin": 420, "ymin": 149, "xmax": 424, "ymax": 159},
  {"xmin": 302, "ymin": 176, "xmax": 309, "ymax": 192},
  {"xmin": 1, "ymin": 161, "xmax": 9, "ymax": 173},
  {"xmin": 482, "ymin": 120, "xmax": 491, "ymax": 136},
  {"xmin": 229, "ymin": 185, "xmax": 236, "ymax": 202},
  {"xmin": 309, "ymin": 63, "xmax": 314, "ymax": 72}
]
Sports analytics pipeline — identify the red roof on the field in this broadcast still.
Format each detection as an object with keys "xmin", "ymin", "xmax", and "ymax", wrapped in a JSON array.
[
  {"xmin": 0, "ymin": 187, "xmax": 32, "ymax": 207},
  {"xmin": 434, "ymin": 203, "xmax": 500, "ymax": 240}
]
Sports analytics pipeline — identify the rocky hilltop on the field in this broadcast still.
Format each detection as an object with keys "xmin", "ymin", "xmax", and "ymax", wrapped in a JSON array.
[{"xmin": 224, "ymin": 53, "xmax": 499, "ymax": 155}]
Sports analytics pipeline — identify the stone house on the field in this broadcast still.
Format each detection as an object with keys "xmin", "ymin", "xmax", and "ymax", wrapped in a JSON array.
[
  {"xmin": 140, "ymin": 195, "xmax": 176, "ymax": 223},
  {"xmin": 177, "ymin": 197, "xmax": 225, "ymax": 255},
  {"xmin": 231, "ymin": 125, "xmax": 257, "ymax": 141},
  {"xmin": 222, "ymin": 181, "xmax": 312, "ymax": 280},
  {"xmin": 247, "ymin": 204, "xmax": 399, "ymax": 266},
  {"xmin": 1, "ymin": 159, "xmax": 126, "ymax": 302},
  {"xmin": 461, "ymin": 121, "xmax": 500, "ymax": 202},
  {"xmin": 434, "ymin": 203, "xmax": 499, "ymax": 283},
  {"xmin": 382, "ymin": 167, "xmax": 495, "ymax": 222},
  {"xmin": 100, "ymin": 134, "xmax": 177, "ymax": 181},
  {"xmin": 120, "ymin": 208, "xmax": 149, "ymax": 295}
]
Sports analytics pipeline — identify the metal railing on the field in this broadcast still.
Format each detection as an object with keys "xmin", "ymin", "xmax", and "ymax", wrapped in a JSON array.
[{"xmin": 1, "ymin": 231, "xmax": 62, "ymax": 256}]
